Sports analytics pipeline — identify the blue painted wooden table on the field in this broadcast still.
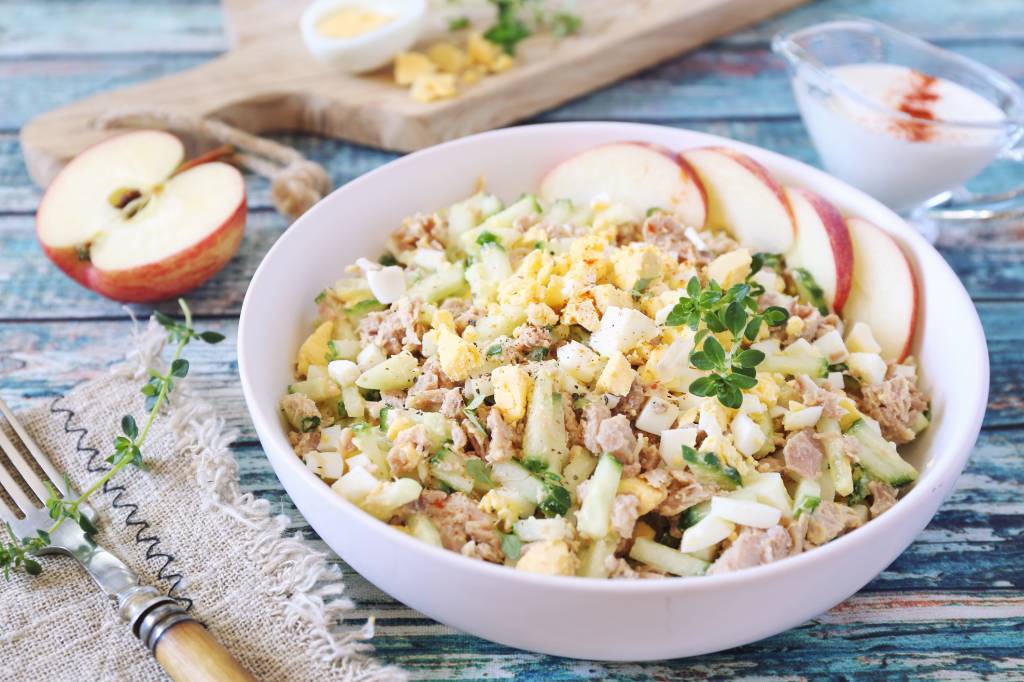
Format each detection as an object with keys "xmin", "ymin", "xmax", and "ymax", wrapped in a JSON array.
[{"xmin": 2, "ymin": 1, "xmax": 1023, "ymax": 678}]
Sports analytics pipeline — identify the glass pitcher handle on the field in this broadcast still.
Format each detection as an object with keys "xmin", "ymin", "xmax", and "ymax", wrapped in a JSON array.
[{"xmin": 925, "ymin": 143, "xmax": 1024, "ymax": 221}]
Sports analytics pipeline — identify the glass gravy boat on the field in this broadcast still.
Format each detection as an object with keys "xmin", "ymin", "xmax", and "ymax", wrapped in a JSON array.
[{"xmin": 773, "ymin": 18, "xmax": 1024, "ymax": 220}]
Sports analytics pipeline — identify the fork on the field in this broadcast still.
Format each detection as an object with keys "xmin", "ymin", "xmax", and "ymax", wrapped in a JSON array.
[{"xmin": 0, "ymin": 398, "xmax": 256, "ymax": 682}]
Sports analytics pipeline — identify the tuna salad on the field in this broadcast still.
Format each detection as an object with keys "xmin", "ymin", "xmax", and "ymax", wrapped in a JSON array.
[{"xmin": 280, "ymin": 158, "xmax": 929, "ymax": 579}]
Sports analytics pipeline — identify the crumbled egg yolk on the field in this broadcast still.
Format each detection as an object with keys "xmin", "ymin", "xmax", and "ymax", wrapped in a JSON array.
[
  {"xmin": 394, "ymin": 52, "xmax": 436, "ymax": 86},
  {"xmin": 316, "ymin": 7, "xmax": 394, "ymax": 39},
  {"xmin": 411, "ymin": 73, "xmax": 458, "ymax": 103},
  {"xmin": 437, "ymin": 326, "xmax": 482, "ymax": 380},
  {"xmin": 492, "ymin": 365, "xmax": 532, "ymax": 422},
  {"xmin": 392, "ymin": 32, "xmax": 517, "ymax": 101}
]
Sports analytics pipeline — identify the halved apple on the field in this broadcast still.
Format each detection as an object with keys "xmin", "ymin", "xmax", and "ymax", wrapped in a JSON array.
[
  {"xmin": 843, "ymin": 218, "xmax": 919, "ymax": 361},
  {"xmin": 784, "ymin": 187, "xmax": 854, "ymax": 313},
  {"xmin": 681, "ymin": 146, "xmax": 795, "ymax": 253},
  {"xmin": 36, "ymin": 130, "xmax": 246, "ymax": 303},
  {"xmin": 539, "ymin": 142, "xmax": 707, "ymax": 227}
]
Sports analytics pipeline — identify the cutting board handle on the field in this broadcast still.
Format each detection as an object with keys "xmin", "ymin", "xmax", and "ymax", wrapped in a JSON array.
[{"xmin": 20, "ymin": 49, "xmax": 305, "ymax": 186}]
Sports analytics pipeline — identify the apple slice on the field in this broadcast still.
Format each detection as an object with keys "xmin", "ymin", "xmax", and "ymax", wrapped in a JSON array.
[
  {"xmin": 784, "ymin": 187, "xmax": 854, "ymax": 313},
  {"xmin": 539, "ymin": 142, "xmax": 707, "ymax": 227},
  {"xmin": 843, "ymin": 218, "xmax": 919, "ymax": 361},
  {"xmin": 681, "ymin": 146, "xmax": 794, "ymax": 253},
  {"xmin": 37, "ymin": 130, "xmax": 246, "ymax": 303}
]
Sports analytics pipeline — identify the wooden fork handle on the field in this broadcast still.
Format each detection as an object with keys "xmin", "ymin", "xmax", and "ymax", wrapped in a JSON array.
[
  {"xmin": 154, "ymin": 620, "xmax": 257, "ymax": 682},
  {"xmin": 118, "ymin": 587, "xmax": 256, "ymax": 682}
]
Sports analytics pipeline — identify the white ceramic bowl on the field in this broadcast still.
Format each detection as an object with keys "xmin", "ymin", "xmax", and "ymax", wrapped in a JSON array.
[{"xmin": 238, "ymin": 122, "xmax": 988, "ymax": 661}]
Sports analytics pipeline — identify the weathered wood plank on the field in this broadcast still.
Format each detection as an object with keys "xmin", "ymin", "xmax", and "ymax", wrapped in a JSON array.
[
  {"xmin": 4, "ymin": 0, "xmax": 1023, "ymax": 56},
  {"xmin": 3, "ymin": 42, "xmax": 1022, "ymax": 131}
]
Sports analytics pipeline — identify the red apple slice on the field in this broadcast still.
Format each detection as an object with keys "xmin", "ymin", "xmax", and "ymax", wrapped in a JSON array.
[
  {"xmin": 784, "ymin": 187, "xmax": 854, "ymax": 313},
  {"xmin": 540, "ymin": 142, "xmax": 707, "ymax": 227},
  {"xmin": 843, "ymin": 217, "xmax": 919, "ymax": 361},
  {"xmin": 681, "ymin": 146, "xmax": 795, "ymax": 253},
  {"xmin": 37, "ymin": 130, "xmax": 247, "ymax": 303}
]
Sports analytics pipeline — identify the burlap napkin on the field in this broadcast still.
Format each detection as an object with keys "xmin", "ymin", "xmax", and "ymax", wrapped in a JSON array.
[{"xmin": 0, "ymin": 321, "xmax": 406, "ymax": 682}]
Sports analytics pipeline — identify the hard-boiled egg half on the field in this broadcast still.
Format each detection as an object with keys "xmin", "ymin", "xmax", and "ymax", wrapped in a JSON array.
[{"xmin": 301, "ymin": 0, "xmax": 427, "ymax": 74}]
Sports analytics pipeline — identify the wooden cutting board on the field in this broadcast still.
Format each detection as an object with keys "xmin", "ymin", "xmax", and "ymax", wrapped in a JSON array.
[{"xmin": 20, "ymin": 0, "xmax": 806, "ymax": 187}]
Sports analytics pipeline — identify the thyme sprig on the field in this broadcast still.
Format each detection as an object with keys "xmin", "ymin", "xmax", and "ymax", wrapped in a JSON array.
[
  {"xmin": 1, "ymin": 299, "xmax": 223, "ymax": 579},
  {"xmin": 666, "ymin": 276, "xmax": 788, "ymax": 409}
]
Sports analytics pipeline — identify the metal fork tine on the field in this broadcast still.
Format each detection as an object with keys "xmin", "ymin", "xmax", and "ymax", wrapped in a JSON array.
[
  {"xmin": 0, "ymin": 398, "xmax": 65, "ymax": 497},
  {"xmin": 0, "ymin": 457, "xmax": 36, "ymax": 514},
  {"xmin": 0, "ymin": 495, "xmax": 14, "ymax": 524}
]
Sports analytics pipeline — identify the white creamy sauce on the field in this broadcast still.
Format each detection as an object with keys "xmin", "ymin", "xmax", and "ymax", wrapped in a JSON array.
[{"xmin": 794, "ymin": 63, "xmax": 1007, "ymax": 211}]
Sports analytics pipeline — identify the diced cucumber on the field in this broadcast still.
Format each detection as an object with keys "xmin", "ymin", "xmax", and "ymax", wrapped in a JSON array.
[
  {"xmin": 576, "ymin": 453, "xmax": 624, "ymax": 539},
  {"xmin": 682, "ymin": 446, "xmax": 741, "ymax": 490},
  {"xmin": 492, "ymin": 460, "xmax": 546, "ymax": 503},
  {"xmin": 818, "ymin": 417, "xmax": 853, "ymax": 497},
  {"xmin": 351, "ymin": 424, "xmax": 391, "ymax": 477},
  {"xmin": 685, "ymin": 545, "xmax": 717, "ymax": 563},
  {"xmin": 792, "ymin": 478, "xmax": 822, "ymax": 519},
  {"xmin": 576, "ymin": 535, "xmax": 617, "ymax": 578},
  {"xmin": 333, "ymin": 277, "xmax": 373, "ymax": 304},
  {"xmin": 327, "ymin": 339, "xmax": 362, "ymax": 362},
  {"xmin": 408, "ymin": 265, "xmax": 467, "ymax": 303},
  {"xmin": 543, "ymin": 198, "xmax": 575, "ymax": 225},
  {"xmin": 480, "ymin": 194, "xmax": 541, "ymax": 230},
  {"xmin": 341, "ymin": 385, "xmax": 365, "ymax": 419},
  {"xmin": 679, "ymin": 500, "xmax": 710, "ymax": 529},
  {"xmin": 480, "ymin": 243, "xmax": 513, "ymax": 280},
  {"xmin": 759, "ymin": 353, "xmax": 829, "ymax": 378},
  {"xmin": 288, "ymin": 372, "xmax": 339, "ymax": 402},
  {"xmin": 345, "ymin": 298, "xmax": 386, "ymax": 321},
  {"xmin": 356, "ymin": 351, "xmax": 420, "ymax": 390},
  {"xmin": 911, "ymin": 411, "xmax": 930, "ymax": 433},
  {"xmin": 848, "ymin": 419, "xmax": 918, "ymax": 486},
  {"xmin": 476, "ymin": 310, "xmax": 527, "ymax": 346},
  {"xmin": 387, "ymin": 409, "xmax": 451, "ymax": 447},
  {"xmin": 361, "ymin": 478, "xmax": 422, "ymax": 519},
  {"xmin": 459, "ymin": 225, "xmax": 521, "ymax": 255},
  {"xmin": 430, "ymin": 448, "xmax": 474, "ymax": 494},
  {"xmin": 513, "ymin": 516, "xmax": 570, "ymax": 542},
  {"xmin": 522, "ymin": 371, "xmax": 569, "ymax": 473},
  {"xmin": 563, "ymin": 448, "xmax": 598, "ymax": 498},
  {"xmin": 407, "ymin": 513, "xmax": 443, "ymax": 548},
  {"xmin": 792, "ymin": 268, "xmax": 829, "ymax": 315},
  {"xmin": 629, "ymin": 538, "xmax": 708, "ymax": 577},
  {"xmin": 447, "ymin": 193, "xmax": 502, "ymax": 239}
]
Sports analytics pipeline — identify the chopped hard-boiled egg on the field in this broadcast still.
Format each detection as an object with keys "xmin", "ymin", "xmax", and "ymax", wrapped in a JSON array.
[
  {"xmin": 595, "ymin": 351, "xmax": 635, "ymax": 396},
  {"xmin": 410, "ymin": 73, "xmax": 458, "ymax": 103},
  {"xmin": 710, "ymin": 496, "xmax": 781, "ymax": 529},
  {"xmin": 731, "ymin": 412, "xmax": 766, "ymax": 456},
  {"xmin": 783, "ymin": 403, "xmax": 824, "ymax": 430},
  {"xmin": 681, "ymin": 514, "xmax": 735, "ymax": 552},
  {"xmin": 296, "ymin": 321, "xmax": 334, "ymax": 376},
  {"xmin": 437, "ymin": 326, "xmax": 482, "ymax": 380},
  {"xmin": 556, "ymin": 341, "xmax": 603, "ymax": 384},
  {"xmin": 705, "ymin": 249, "xmax": 752, "ymax": 289},
  {"xmin": 635, "ymin": 396, "xmax": 679, "ymax": 434},
  {"xmin": 365, "ymin": 266, "xmax": 406, "ymax": 304},
  {"xmin": 659, "ymin": 426, "xmax": 698, "ymax": 468},
  {"xmin": 589, "ymin": 306, "xmax": 659, "ymax": 357},
  {"xmin": 516, "ymin": 539, "xmax": 575, "ymax": 576},
  {"xmin": 492, "ymin": 365, "xmax": 532, "ymax": 422},
  {"xmin": 394, "ymin": 51, "xmax": 436, "ymax": 85}
]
